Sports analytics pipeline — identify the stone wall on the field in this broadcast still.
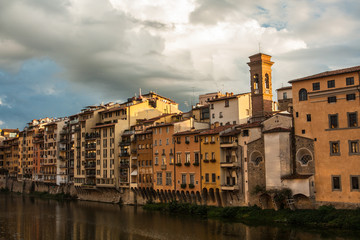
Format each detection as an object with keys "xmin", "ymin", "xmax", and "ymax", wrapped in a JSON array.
[
  {"xmin": 295, "ymin": 136, "xmax": 315, "ymax": 175},
  {"xmin": 247, "ymin": 137, "xmax": 265, "ymax": 206}
]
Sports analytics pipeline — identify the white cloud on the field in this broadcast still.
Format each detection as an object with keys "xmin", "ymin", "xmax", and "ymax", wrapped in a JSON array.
[{"xmin": 0, "ymin": 120, "xmax": 4, "ymax": 126}]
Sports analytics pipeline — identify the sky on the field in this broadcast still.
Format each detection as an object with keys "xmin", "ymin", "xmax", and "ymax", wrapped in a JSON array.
[{"xmin": 0, "ymin": 0, "xmax": 360, "ymax": 129}]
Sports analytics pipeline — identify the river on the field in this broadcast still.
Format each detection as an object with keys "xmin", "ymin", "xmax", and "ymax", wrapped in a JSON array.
[{"xmin": 0, "ymin": 194, "xmax": 358, "ymax": 240}]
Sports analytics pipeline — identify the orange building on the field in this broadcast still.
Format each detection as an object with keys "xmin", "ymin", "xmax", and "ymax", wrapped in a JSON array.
[
  {"xmin": 289, "ymin": 65, "xmax": 360, "ymax": 206},
  {"xmin": 173, "ymin": 130, "xmax": 202, "ymax": 193},
  {"xmin": 136, "ymin": 129, "xmax": 153, "ymax": 189},
  {"xmin": 200, "ymin": 124, "xmax": 233, "ymax": 205}
]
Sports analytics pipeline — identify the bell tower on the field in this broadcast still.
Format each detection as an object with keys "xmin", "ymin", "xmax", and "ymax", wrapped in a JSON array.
[{"xmin": 247, "ymin": 53, "xmax": 274, "ymax": 121}]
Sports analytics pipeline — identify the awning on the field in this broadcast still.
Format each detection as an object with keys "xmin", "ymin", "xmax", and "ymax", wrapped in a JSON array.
[{"xmin": 130, "ymin": 170, "xmax": 138, "ymax": 176}]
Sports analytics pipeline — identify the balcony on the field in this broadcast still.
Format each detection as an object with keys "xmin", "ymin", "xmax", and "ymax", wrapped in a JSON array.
[
  {"xmin": 221, "ymin": 184, "xmax": 239, "ymax": 191},
  {"xmin": 220, "ymin": 142, "xmax": 237, "ymax": 148},
  {"xmin": 220, "ymin": 156, "xmax": 240, "ymax": 168},
  {"xmin": 120, "ymin": 162, "xmax": 129, "ymax": 168},
  {"xmin": 119, "ymin": 152, "xmax": 130, "ymax": 157},
  {"xmin": 85, "ymin": 163, "xmax": 96, "ymax": 169},
  {"xmin": 119, "ymin": 141, "xmax": 131, "ymax": 146},
  {"xmin": 85, "ymin": 133, "xmax": 100, "ymax": 140},
  {"xmin": 85, "ymin": 153, "xmax": 96, "ymax": 159},
  {"xmin": 85, "ymin": 143, "xmax": 96, "ymax": 150}
]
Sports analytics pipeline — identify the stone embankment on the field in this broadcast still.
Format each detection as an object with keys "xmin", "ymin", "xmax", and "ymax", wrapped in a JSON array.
[{"xmin": 1, "ymin": 178, "xmax": 136, "ymax": 204}]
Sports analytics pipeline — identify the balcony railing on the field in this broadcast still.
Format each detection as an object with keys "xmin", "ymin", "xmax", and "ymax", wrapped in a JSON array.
[
  {"xmin": 85, "ymin": 143, "xmax": 96, "ymax": 150},
  {"xmin": 85, "ymin": 133, "xmax": 100, "ymax": 140},
  {"xmin": 119, "ymin": 141, "xmax": 131, "ymax": 146},
  {"xmin": 85, "ymin": 153, "xmax": 96, "ymax": 159},
  {"xmin": 119, "ymin": 152, "xmax": 130, "ymax": 157},
  {"xmin": 85, "ymin": 164, "xmax": 96, "ymax": 169}
]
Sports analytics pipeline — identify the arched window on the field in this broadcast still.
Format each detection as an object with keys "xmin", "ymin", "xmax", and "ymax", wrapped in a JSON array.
[
  {"xmin": 296, "ymin": 148, "xmax": 313, "ymax": 166},
  {"xmin": 299, "ymin": 88, "xmax": 308, "ymax": 101},
  {"xmin": 251, "ymin": 151, "xmax": 263, "ymax": 166},
  {"xmin": 253, "ymin": 74, "xmax": 259, "ymax": 90},
  {"xmin": 265, "ymin": 73, "xmax": 270, "ymax": 89}
]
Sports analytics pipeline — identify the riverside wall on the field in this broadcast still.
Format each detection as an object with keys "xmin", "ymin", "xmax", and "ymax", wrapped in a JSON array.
[{"xmin": 1, "ymin": 177, "xmax": 359, "ymax": 209}]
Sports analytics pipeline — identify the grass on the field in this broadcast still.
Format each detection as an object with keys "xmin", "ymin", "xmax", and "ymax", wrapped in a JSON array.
[{"xmin": 143, "ymin": 202, "xmax": 360, "ymax": 230}]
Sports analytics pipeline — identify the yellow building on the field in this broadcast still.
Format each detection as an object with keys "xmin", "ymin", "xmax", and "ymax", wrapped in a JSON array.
[
  {"xmin": 289, "ymin": 65, "xmax": 360, "ymax": 206},
  {"xmin": 200, "ymin": 124, "xmax": 233, "ymax": 205}
]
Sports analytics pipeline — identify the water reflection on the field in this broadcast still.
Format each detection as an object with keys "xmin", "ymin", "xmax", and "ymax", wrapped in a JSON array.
[{"xmin": 0, "ymin": 194, "xmax": 358, "ymax": 240}]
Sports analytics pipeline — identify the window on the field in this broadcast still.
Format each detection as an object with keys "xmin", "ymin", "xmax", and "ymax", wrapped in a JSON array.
[
  {"xmin": 176, "ymin": 153, "xmax": 181, "ymax": 164},
  {"xmin": 194, "ymin": 152, "xmax": 199, "ymax": 164},
  {"xmin": 182, "ymin": 174, "xmax": 186, "ymax": 184},
  {"xmin": 205, "ymin": 137, "xmax": 209, "ymax": 143},
  {"xmin": 347, "ymin": 94, "xmax": 356, "ymax": 101},
  {"xmin": 157, "ymin": 173, "xmax": 162, "ymax": 185},
  {"xmin": 349, "ymin": 140, "xmax": 359, "ymax": 155},
  {"xmin": 265, "ymin": 73, "xmax": 270, "ymax": 89},
  {"xmin": 212, "ymin": 173, "xmax": 216, "ymax": 183},
  {"xmin": 225, "ymin": 100, "xmax": 229, "ymax": 107},
  {"xmin": 159, "ymin": 140, "xmax": 162, "ymax": 146},
  {"xmin": 329, "ymin": 114, "xmax": 338, "ymax": 128},
  {"xmin": 205, "ymin": 173, "xmax": 209, "ymax": 183},
  {"xmin": 219, "ymin": 112, "xmax": 223, "ymax": 118},
  {"xmin": 154, "ymin": 140, "xmax": 157, "ymax": 146},
  {"xmin": 328, "ymin": 96, "xmax": 336, "ymax": 103},
  {"xmin": 332, "ymin": 176, "xmax": 341, "ymax": 191},
  {"xmin": 327, "ymin": 80, "xmax": 335, "ymax": 88},
  {"xmin": 299, "ymin": 89, "xmax": 308, "ymax": 101},
  {"xmin": 166, "ymin": 138, "xmax": 169, "ymax": 145},
  {"xmin": 211, "ymin": 152, "xmax": 215, "ymax": 160},
  {"xmin": 296, "ymin": 112, "xmax": 299, "ymax": 118},
  {"xmin": 190, "ymin": 174, "xmax": 195, "ymax": 185},
  {"xmin": 166, "ymin": 127, "xmax": 169, "ymax": 133},
  {"xmin": 185, "ymin": 153, "xmax": 190, "ymax": 163},
  {"xmin": 205, "ymin": 152, "xmax": 209, "ymax": 160},
  {"xmin": 103, "ymin": 149, "xmax": 107, "ymax": 158},
  {"xmin": 346, "ymin": 77, "xmax": 354, "ymax": 86},
  {"xmin": 194, "ymin": 136, "xmax": 199, "ymax": 142},
  {"xmin": 166, "ymin": 172, "xmax": 172, "ymax": 185},
  {"xmin": 210, "ymin": 104, "xmax": 214, "ymax": 109},
  {"xmin": 330, "ymin": 141, "xmax": 340, "ymax": 156},
  {"xmin": 348, "ymin": 112, "xmax": 357, "ymax": 127},
  {"xmin": 253, "ymin": 74, "xmax": 259, "ymax": 91},
  {"xmin": 103, "ymin": 139, "xmax": 107, "ymax": 147},
  {"xmin": 283, "ymin": 92, "xmax": 287, "ymax": 99},
  {"xmin": 176, "ymin": 137, "xmax": 181, "ymax": 144},
  {"xmin": 243, "ymin": 130, "xmax": 249, "ymax": 136},
  {"xmin": 161, "ymin": 156, "xmax": 166, "ymax": 165},
  {"xmin": 306, "ymin": 114, "xmax": 311, "ymax": 122},
  {"xmin": 351, "ymin": 176, "xmax": 360, "ymax": 191},
  {"xmin": 185, "ymin": 136, "xmax": 190, "ymax": 143},
  {"xmin": 155, "ymin": 157, "xmax": 158, "ymax": 165},
  {"xmin": 313, "ymin": 82, "xmax": 320, "ymax": 91},
  {"xmin": 159, "ymin": 128, "xmax": 162, "ymax": 134},
  {"xmin": 103, "ymin": 129, "xmax": 107, "ymax": 137}
]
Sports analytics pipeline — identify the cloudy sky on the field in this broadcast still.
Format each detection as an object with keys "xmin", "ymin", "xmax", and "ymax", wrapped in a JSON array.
[{"xmin": 0, "ymin": 0, "xmax": 359, "ymax": 129}]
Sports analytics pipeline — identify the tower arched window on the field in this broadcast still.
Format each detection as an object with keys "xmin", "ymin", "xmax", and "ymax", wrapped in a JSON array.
[
  {"xmin": 265, "ymin": 73, "xmax": 270, "ymax": 89},
  {"xmin": 299, "ymin": 88, "xmax": 308, "ymax": 101},
  {"xmin": 253, "ymin": 74, "xmax": 259, "ymax": 92}
]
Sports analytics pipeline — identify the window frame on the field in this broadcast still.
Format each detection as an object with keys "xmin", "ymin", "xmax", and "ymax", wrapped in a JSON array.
[
  {"xmin": 346, "ymin": 93, "xmax": 356, "ymax": 101},
  {"xmin": 299, "ymin": 88, "xmax": 308, "ymax": 101},
  {"xmin": 327, "ymin": 80, "xmax": 335, "ymax": 88},
  {"xmin": 348, "ymin": 140, "xmax": 359, "ymax": 155},
  {"xmin": 328, "ymin": 96, "xmax": 337, "ymax": 103},
  {"xmin": 331, "ymin": 175, "xmax": 341, "ymax": 191},
  {"xmin": 350, "ymin": 175, "xmax": 360, "ymax": 191},
  {"xmin": 346, "ymin": 77, "xmax": 354, "ymax": 86},
  {"xmin": 347, "ymin": 112, "xmax": 358, "ymax": 128},
  {"xmin": 312, "ymin": 82, "xmax": 320, "ymax": 91},
  {"xmin": 328, "ymin": 114, "xmax": 339, "ymax": 129},
  {"xmin": 330, "ymin": 141, "xmax": 340, "ymax": 156}
]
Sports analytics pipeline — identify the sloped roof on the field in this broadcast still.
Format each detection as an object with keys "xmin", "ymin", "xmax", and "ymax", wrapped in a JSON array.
[{"xmin": 289, "ymin": 65, "xmax": 360, "ymax": 83}]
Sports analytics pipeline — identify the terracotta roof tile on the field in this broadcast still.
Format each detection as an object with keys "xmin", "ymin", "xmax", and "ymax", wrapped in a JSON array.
[
  {"xmin": 199, "ymin": 125, "xmax": 233, "ymax": 135},
  {"xmin": 289, "ymin": 65, "xmax": 360, "ymax": 83}
]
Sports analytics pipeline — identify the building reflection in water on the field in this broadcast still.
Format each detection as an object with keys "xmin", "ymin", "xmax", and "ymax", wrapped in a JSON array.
[{"xmin": 0, "ymin": 195, "xmax": 356, "ymax": 240}]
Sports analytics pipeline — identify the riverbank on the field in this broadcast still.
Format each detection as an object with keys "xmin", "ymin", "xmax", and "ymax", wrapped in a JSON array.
[{"xmin": 143, "ymin": 202, "xmax": 360, "ymax": 230}]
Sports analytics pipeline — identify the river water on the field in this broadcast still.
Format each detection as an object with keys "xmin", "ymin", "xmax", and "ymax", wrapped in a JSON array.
[{"xmin": 0, "ymin": 194, "xmax": 358, "ymax": 240}]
